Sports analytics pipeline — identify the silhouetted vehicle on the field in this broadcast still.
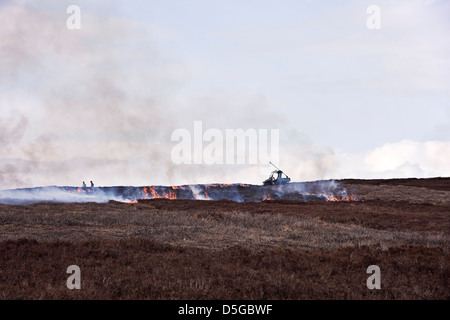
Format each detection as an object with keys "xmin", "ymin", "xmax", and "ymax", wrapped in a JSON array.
[{"xmin": 263, "ymin": 162, "xmax": 291, "ymax": 186}]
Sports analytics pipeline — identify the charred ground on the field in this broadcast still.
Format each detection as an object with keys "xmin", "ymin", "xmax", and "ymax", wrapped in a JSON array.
[{"xmin": 0, "ymin": 178, "xmax": 449, "ymax": 299}]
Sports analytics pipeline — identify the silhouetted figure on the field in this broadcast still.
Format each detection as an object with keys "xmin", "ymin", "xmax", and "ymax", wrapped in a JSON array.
[
  {"xmin": 82, "ymin": 181, "xmax": 86, "ymax": 189},
  {"xmin": 90, "ymin": 181, "xmax": 94, "ymax": 188}
]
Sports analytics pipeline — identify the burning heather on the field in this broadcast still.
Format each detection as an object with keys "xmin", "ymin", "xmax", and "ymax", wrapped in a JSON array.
[{"xmin": 0, "ymin": 180, "xmax": 359, "ymax": 205}]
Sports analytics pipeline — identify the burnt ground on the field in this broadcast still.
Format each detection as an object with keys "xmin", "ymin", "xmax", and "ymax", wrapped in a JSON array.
[{"xmin": 0, "ymin": 178, "xmax": 449, "ymax": 299}]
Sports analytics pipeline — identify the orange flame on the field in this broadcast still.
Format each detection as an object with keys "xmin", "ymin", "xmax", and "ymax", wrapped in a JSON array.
[
  {"xmin": 142, "ymin": 186, "xmax": 161, "ymax": 198},
  {"xmin": 150, "ymin": 187, "xmax": 160, "ymax": 198},
  {"xmin": 162, "ymin": 190, "xmax": 177, "ymax": 199},
  {"xmin": 262, "ymin": 193, "xmax": 271, "ymax": 201},
  {"xmin": 142, "ymin": 187, "xmax": 150, "ymax": 198},
  {"xmin": 142, "ymin": 186, "xmax": 178, "ymax": 199},
  {"xmin": 322, "ymin": 191, "xmax": 358, "ymax": 202}
]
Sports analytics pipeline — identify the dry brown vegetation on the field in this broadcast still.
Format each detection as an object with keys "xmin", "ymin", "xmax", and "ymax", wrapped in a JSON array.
[{"xmin": 0, "ymin": 178, "xmax": 449, "ymax": 299}]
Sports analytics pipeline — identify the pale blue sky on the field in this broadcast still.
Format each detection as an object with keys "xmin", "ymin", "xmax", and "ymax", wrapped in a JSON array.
[{"xmin": 112, "ymin": 0, "xmax": 450, "ymax": 151}]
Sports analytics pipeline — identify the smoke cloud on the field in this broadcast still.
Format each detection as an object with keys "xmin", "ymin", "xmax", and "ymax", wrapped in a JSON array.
[
  {"xmin": 0, "ymin": 2, "xmax": 289, "ymax": 189},
  {"xmin": 1, "ymin": 1, "xmax": 448, "ymax": 191}
]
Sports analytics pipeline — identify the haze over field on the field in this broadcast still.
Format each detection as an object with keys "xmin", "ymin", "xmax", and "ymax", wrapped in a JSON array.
[{"xmin": 1, "ymin": 0, "xmax": 449, "ymax": 189}]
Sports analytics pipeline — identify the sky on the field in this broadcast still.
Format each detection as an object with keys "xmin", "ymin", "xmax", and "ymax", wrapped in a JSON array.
[{"xmin": 0, "ymin": 0, "xmax": 449, "ymax": 189}]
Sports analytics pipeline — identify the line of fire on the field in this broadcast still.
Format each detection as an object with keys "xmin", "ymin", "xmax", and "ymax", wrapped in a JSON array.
[{"xmin": 65, "ymin": 163, "xmax": 360, "ymax": 204}]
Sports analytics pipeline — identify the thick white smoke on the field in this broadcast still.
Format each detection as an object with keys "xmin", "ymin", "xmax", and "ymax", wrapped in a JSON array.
[
  {"xmin": 0, "ymin": 186, "xmax": 129, "ymax": 205},
  {"xmin": 0, "ymin": 2, "xmax": 285, "ymax": 189},
  {"xmin": 1, "ymin": 1, "xmax": 449, "ymax": 191}
]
